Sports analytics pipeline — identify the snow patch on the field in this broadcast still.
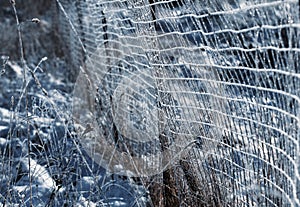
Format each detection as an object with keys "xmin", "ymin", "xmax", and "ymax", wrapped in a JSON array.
[
  {"xmin": 7, "ymin": 61, "xmax": 23, "ymax": 77},
  {"xmin": 0, "ymin": 126, "xmax": 8, "ymax": 132},
  {"xmin": 21, "ymin": 158, "xmax": 55, "ymax": 189},
  {"xmin": 0, "ymin": 107, "xmax": 11, "ymax": 120},
  {"xmin": 77, "ymin": 196, "xmax": 97, "ymax": 207}
]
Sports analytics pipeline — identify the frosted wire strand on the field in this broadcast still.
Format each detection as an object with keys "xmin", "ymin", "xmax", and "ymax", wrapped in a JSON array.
[{"xmin": 58, "ymin": 0, "xmax": 300, "ymax": 205}]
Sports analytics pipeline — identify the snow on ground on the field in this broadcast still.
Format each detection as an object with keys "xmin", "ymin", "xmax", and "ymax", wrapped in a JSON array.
[{"xmin": 0, "ymin": 58, "xmax": 148, "ymax": 206}]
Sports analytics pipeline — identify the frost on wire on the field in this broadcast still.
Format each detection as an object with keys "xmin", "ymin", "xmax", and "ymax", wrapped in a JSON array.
[{"xmin": 57, "ymin": 0, "xmax": 300, "ymax": 206}]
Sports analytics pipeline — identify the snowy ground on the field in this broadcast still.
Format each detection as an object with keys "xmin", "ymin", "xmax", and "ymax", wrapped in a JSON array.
[
  {"xmin": 1, "ymin": 1, "xmax": 299, "ymax": 206},
  {"xmin": 0, "ymin": 2, "xmax": 149, "ymax": 205},
  {"xmin": 0, "ymin": 58, "xmax": 149, "ymax": 206}
]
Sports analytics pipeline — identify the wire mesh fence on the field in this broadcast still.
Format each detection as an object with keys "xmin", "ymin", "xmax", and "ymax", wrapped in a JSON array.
[{"xmin": 55, "ymin": 0, "xmax": 300, "ymax": 206}]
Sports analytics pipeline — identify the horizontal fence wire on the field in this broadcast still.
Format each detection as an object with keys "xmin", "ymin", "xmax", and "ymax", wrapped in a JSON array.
[{"xmin": 57, "ymin": 0, "xmax": 300, "ymax": 206}]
